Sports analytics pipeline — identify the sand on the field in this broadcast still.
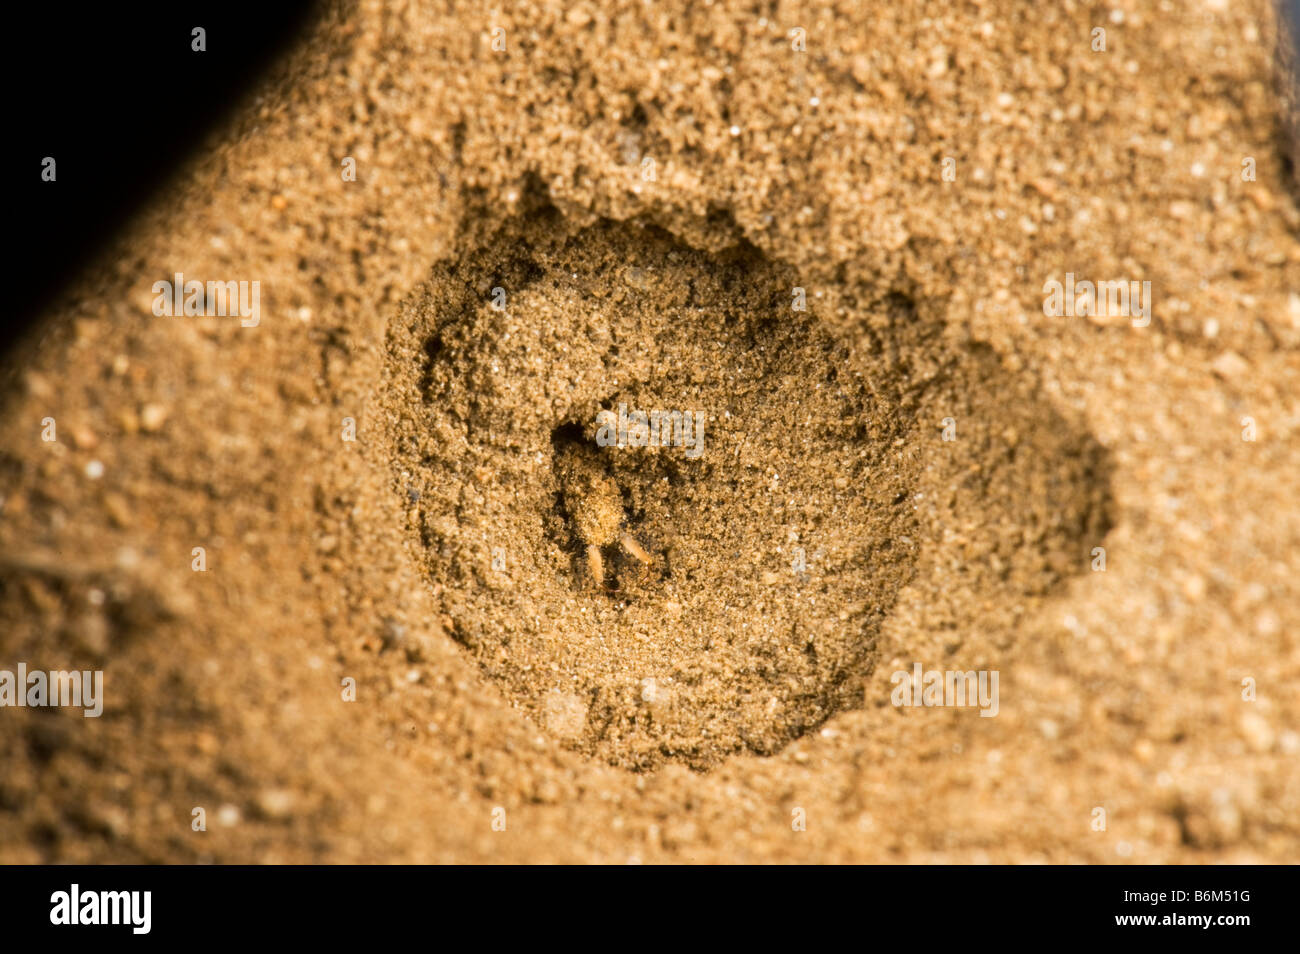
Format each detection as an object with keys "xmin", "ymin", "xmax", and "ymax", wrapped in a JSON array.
[{"xmin": 1, "ymin": 0, "xmax": 1297, "ymax": 863}]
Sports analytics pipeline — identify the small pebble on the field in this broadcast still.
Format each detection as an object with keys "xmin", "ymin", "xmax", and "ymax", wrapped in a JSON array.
[{"xmin": 139, "ymin": 403, "xmax": 169, "ymax": 432}]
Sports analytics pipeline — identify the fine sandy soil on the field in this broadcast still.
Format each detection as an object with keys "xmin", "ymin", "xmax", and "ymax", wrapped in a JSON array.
[{"xmin": 1, "ymin": 0, "xmax": 1297, "ymax": 863}]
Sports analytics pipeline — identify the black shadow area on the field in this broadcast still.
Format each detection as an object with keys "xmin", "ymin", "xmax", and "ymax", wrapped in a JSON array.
[{"xmin": 4, "ymin": 1, "xmax": 318, "ymax": 355}]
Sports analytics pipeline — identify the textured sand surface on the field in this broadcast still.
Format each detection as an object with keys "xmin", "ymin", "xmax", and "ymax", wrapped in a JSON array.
[{"xmin": 1, "ymin": 0, "xmax": 1297, "ymax": 862}]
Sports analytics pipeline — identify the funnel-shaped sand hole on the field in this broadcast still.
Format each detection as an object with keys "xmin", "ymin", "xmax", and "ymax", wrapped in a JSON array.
[{"xmin": 379, "ymin": 200, "xmax": 1112, "ymax": 772}]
